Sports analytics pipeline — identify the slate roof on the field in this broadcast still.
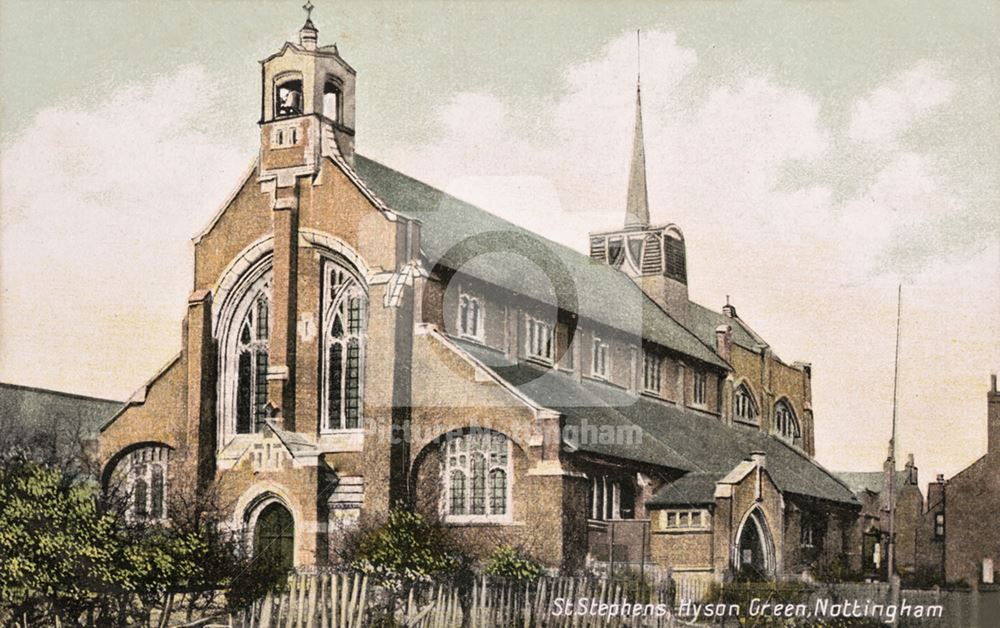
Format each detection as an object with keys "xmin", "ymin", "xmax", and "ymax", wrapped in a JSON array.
[
  {"xmin": 451, "ymin": 339, "xmax": 856, "ymax": 507},
  {"xmin": 354, "ymin": 155, "xmax": 727, "ymax": 371},
  {"xmin": 646, "ymin": 472, "xmax": 719, "ymax": 506},
  {"xmin": 686, "ymin": 301, "xmax": 761, "ymax": 352},
  {"xmin": 268, "ymin": 422, "xmax": 319, "ymax": 456},
  {"xmin": 0, "ymin": 382, "xmax": 123, "ymax": 457},
  {"xmin": 348, "ymin": 155, "xmax": 849, "ymax": 506},
  {"xmin": 833, "ymin": 470, "xmax": 912, "ymax": 496}
]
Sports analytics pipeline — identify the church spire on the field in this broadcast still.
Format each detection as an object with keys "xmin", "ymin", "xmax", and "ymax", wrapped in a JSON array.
[{"xmin": 624, "ymin": 31, "xmax": 650, "ymax": 229}]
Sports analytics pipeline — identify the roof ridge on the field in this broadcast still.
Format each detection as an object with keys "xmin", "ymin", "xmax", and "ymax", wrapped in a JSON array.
[
  {"xmin": 356, "ymin": 154, "xmax": 610, "ymax": 263},
  {"xmin": 355, "ymin": 155, "xmax": 727, "ymax": 370},
  {"xmin": 0, "ymin": 381, "xmax": 124, "ymax": 405}
]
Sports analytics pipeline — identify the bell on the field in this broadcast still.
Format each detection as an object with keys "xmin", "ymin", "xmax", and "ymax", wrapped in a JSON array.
[{"xmin": 280, "ymin": 89, "xmax": 301, "ymax": 114}]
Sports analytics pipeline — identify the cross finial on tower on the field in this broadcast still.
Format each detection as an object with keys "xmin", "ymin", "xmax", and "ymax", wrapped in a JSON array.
[{"xmin": 299, "ymin": 0, "xmax": 318, "ymax": 49}]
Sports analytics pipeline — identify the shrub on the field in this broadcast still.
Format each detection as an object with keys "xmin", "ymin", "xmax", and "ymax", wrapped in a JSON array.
[
  {"xmin": 484, "ymin": 546, "xmax": 543, "ymax": 583},
  {"xmin": 0, "ymin": 451, "xmax": 282, "ymax": 625},
  {"xmin": 352, "ymin": 510, "xmax": 459, "ymax": 593}
]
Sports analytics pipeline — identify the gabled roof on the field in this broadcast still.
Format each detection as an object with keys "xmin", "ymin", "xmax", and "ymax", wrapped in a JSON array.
[
  {"xmin": 451, "ymin": 339, "xmax": 856, "ymax": 507},
  {"xmin": 354, "ymin": 155, "xmax": 727, "ymax": 370},
  {"xmin": 833, "ymin": 470, "xmax": 914, "ymax": 496},
  {"xmin": 266, "ymin": 421, "xmax": 319, "ymax": 457}
]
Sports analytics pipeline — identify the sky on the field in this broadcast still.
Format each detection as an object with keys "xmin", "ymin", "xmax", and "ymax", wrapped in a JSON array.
[{"xmin": 0, "ymin": 1, "xmax": 997, "ymax": 482}]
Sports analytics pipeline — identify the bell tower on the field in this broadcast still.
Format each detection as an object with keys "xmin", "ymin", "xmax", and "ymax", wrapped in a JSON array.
[
  {"xmin": 588, "ymin": 62, "xmax": 690, "ymax": 325},
  {"xmin": 259, "ymin": 4, "xmax": 357, "ymax": 185}
]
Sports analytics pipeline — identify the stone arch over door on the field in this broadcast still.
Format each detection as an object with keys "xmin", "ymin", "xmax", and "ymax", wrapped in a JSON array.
[
  {"xmin": 734, "ymin": 507, "xmax": 776, "ymax": 578},
  {"xmin": 236, "ymin": 486, "xmax": 302, "ymax": 570}
]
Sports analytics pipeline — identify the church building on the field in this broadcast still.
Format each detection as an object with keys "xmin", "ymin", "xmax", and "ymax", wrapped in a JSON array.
[{"xmin": 98, "ymin": 13, "xmax": 858, "ymax": 580}]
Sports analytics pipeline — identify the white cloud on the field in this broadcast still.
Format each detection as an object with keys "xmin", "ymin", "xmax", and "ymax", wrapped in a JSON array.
[
  {"xmin": 848, "ymin": 61, "xmax": 955, "ymax": 147},
  {"xmin": 378, "ymin": 31, "xmax": 828, "ymax": 251},
  {"xmin": 0, "ymin": 65, "xmax": 252, "ymax": 398},
  {"xmin": 371, "ymin": 31, "xmax": 997, "ymax": 475},
  {"xmin": 0, "ymin": 30, "xmax": 994, "ymax": 478}
]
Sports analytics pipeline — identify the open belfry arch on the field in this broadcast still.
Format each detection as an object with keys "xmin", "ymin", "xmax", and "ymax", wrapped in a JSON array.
[{"xmin": 99, "ymin": 11, "xmax": 858, "ymax": 576}]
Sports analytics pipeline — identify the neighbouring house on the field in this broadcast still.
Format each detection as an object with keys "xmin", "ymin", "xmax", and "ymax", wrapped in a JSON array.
[
  {"xmin": 835, "ymin": 453, "xmax": 924, "ymax": 579},
  {"xmin": 918, "ymin": 374, "xmax": 1000, "ymax": 586},
  {"xmin": 0, "ymin": 382, "xmax": 123, "ymax": 465},
  {"xmin": 97, "ymin": 13, "xmax": 858, "ymax": 579}
]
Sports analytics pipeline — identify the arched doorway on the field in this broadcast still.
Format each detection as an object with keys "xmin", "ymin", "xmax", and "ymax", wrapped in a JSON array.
[
  {"xmin": 253, "ymin": 502, "xmax": 294, "ymax": 571},
  {"xmin": 735, "ymin": 509, "xmax": 774, "ymax": 579}
]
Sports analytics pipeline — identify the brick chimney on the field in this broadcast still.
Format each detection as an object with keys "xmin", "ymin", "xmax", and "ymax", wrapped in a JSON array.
[
  {"xmin": 926, "ymin": 474, "xmax": 946, "ymax": 511},
  {"xmin": 715, "ymin": 324, "xmax": 732, "ymax": 362},
  {"xmin": 904, "ymin": 453, "xmax": 918, "ymax": 485},
  {"xmin": 989, "ymin": 373, "xmax": 1000, "ymax": 457}
]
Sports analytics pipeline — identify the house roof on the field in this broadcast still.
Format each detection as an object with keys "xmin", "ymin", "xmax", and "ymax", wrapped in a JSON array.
[
  {"xmin": 450, "ymin": 339, "xmax": 857, "ymax": 507},
  {"xmin": 0, "ymin": 382, "xmax": 123, "ymax": 456},
  {"xmin": 833, "ymin": 470, "xmax": 913, "ymax": 496},
  {"xmin": 354, "ymin": 155, "xmax": 728, "ymax": 371}
]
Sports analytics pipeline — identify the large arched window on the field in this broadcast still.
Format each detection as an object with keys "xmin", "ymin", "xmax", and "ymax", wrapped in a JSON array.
[
  {"xmin": 219, "ymin": 265, "xmax": 272, "ymax": 443},
  {"xmin": 444, "ymin": 432, "xmax": 510, "ymax": 522},
  {"xmin": 321, "ymin": 259, "xmax": 366, "ymax": 432},
  {"xmin": 734, "ymin": 384, "xmax": 759, "ymax": 424},
  {"xmin": 773, "ymin": 399, "xmax": 800, "ymax": 444},
  {"xmin": 106, "ymin": 445, "xmax": 170, "ymax": 521}
]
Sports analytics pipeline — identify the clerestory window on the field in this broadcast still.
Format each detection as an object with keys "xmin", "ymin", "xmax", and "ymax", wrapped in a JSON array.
[
  {"xmin": 525, "ymin": 316, "xmax": 553, "ymax": 362},
  {"xmin": 592, "ymin": 338, "xmax": 609, "ymax": 379},
  {"xmin": 734, "ymin": 384, "xmax": 759, "ymax": 424},
  {"xmin": 643, "ymin": 351, "xmax": 662, "ymax": 393},
  {"xmin": 774, "ymin": 400, "xmax": 801, "ymax": 444},
  {"xmin": 458, "ymin": 292, "xmax": 484, "ymax": 341}
]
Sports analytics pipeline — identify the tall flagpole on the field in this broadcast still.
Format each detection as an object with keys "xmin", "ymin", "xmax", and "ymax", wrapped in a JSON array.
[{"xmin": 887, "ymin": 284, "xmax": 902, "ymax": 583}]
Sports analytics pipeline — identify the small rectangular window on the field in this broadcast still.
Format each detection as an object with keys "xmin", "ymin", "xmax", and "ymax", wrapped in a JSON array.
[
  {"xmin": 458, "ymin": 292, "xmax": 484, "ymax": 341},
  {"xmin": 592, "ymin": 338, "xmax": 609, "ymax": 378},
  {"xmin": 643, "ymin": 351, "xmax": 661, "ymax": 393},
  {"xmin": 935, "ymin": 513, "xmax": 945, "ymax": 538},
  {"xmin": 525, "ymin": 316, "xmax": 553, "ymax": 361},
  {"xmin": 693, "ymin": 371, "xmax": 707, "ymax": 406},
  {"xmin": 662, "ymin": 509, "xmax": 708, "ymax": 530},
  {"xmin": 272, "ymin": 125, "xmax": 300, "ymax": 148},
  {"xmin": 801, "ymin": 521, "xmax": 815, "ymax": 547}
]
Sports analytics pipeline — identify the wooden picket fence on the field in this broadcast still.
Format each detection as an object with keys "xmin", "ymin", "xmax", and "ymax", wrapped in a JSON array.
[
  {"xmin": 244, "ymin": 572, "xmax": 369, "ymax": 628},
  {"xmin": 237, "ymin": 572, "xmax": 695, "ymax": 628}
]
